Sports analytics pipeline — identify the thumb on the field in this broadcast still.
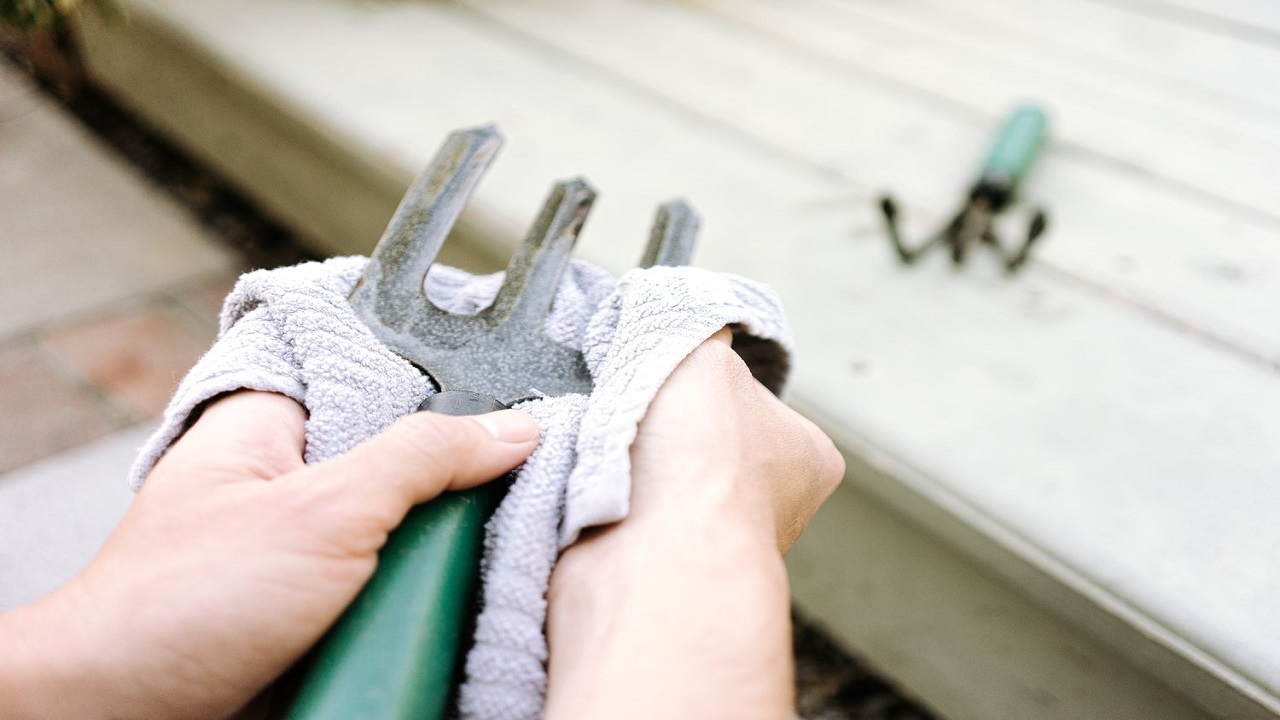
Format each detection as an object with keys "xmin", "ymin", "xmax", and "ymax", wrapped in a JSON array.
[{"xmin": 290, "ymin": 408, "xmax": 540, "ymax": 520}]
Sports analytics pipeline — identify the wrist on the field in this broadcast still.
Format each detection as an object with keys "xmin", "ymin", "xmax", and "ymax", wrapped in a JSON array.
[
  {"xmin": 551, "ymin": 491, "xmax": 786, "ymax": 615},
  {"xmin": 546, "ymin": 492, "xmax": 793, "ymax": 720},
  {"xmin": 624, "ymin": 464, "xmax": 777, "ymax": 545},
  {"xmin": 0, "ymin": 586, "xmax": 106, "ymax": 720}
]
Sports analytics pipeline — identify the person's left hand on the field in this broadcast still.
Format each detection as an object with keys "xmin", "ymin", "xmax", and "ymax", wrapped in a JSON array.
[{"xmin": 0, "ymin": 390, "xmax": 540, "ymax": 720}]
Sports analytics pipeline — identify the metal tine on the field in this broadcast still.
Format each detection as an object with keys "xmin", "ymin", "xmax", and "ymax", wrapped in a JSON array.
[
  {"xmin": 485, "ymin": 178, "xmax": 597, "ymax": 330},
  {"xmin": 640, "ymin": 199, "xmax": 700, "ymax": 268},
  {"xmin": 1005, "ymin": 208, "xmax": 1048, "ymax": 273},
  {"xmin": 349, "ymin": 125, "xmax": 503, "ymax": 317},
  {"xmin": 948, "ymin": 210, "xmax": 978, "ymax": 265},
  {"xmin": 902, "ymin": 229, "xmax": 945, "ymax": 264},
  {"xmin": 881, "ymin": 195, "xmax": 948, "ymax": 264},
  {"xmin": 878, "ymin": 195, "xmax": 916, "ymax": 263}
]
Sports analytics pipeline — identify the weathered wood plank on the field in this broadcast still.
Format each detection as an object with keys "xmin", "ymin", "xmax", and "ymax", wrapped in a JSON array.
[
  {"xmin": 464, "ymin": 0, "xmax": 1280, "ymax": 366},
  {"xmin": 788, "ymin": 480, "xmax": 1215, "ymax": 720},
  {"xmin": 779, "ymin": 220, "xmax": 1280, "ymax": 711},
  {"xmin": 836, "ymin": 0, "xmax": 1280, "ymax": 133},
  {"xmin": 1086, "ymin": 0, "xmax": 1280, "ymax": 43},
  {"xmin": 854, "ymin": 0, "xmax": 1280, "ymax": 111},
  {"xmin": 689, "ymin": 0, "xmax": 1280, "ymax": 217},
  {"xmin": 825, "ymin": 0, "xmax": 1280, "ymax": 151}
]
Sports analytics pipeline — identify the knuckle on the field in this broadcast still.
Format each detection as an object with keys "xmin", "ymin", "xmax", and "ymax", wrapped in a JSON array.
[
  {"xmin": 774, "ymin": 411, "xmax": 844, "ymax": 504},
  {"xmin": 817, "ymin": 438, "xmax": 846, "ymax": 495},
  {"xmin": 689, "ymin": 336, "xmax": 748, "ymax": 376},
  {"xmin": 705, "ymin": 345, "xmax": 763, "ymax": 401},
  {"xmin": 797, "ymin": 419, "xmax": 845, "ymax": 493}
]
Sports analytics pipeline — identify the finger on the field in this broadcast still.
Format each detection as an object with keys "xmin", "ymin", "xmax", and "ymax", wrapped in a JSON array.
[
  {"xmin": 287, "ymin": 409, "xmax": 540, "ymax": 528},
  {"xmin": 162, "ymin": 391, "xmax": 308, "ymax": 483}
]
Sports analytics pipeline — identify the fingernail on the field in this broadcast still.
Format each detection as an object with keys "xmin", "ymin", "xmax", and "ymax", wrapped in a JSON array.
[{"xmin": 474, "ymin": 410, "xmax": 540, "ymax": 443}]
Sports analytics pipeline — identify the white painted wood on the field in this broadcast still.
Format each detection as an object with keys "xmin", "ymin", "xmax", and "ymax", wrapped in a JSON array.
[
  {"xmin": 851, "ymin": 0, "xmax": 1280, "ymax": 112},
  {"xmin": 79, "ymin": 0, "xmax": 1280, "ymax": 715},
  {"xmin": 463, "ymin": 0, "xmax": 1280, "ymax": 365},
  {"xmin": 1088, "ymin": 0, "xmax": 1280, "ymax": 42},
  {"xmin": 683, "ymin": 0, "xmax": 1280, "ymax": 218},
  {"xmin": 777, "ymin": 234, "xmax": 1280, "ymax": 714},
  {"xmin": 825, "ymin": 0, "xmax": 1280, "ymax": 137},
  {"xmin": 788, "ymin": 480, "xmax": 1214, "ymax": 720}
]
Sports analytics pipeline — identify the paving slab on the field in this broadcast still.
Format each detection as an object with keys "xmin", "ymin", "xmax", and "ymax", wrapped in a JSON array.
[
  {"xmin": 0, "ymin": 339, "xmax": 126, "ymax": 473},
  {"xmin": 174, "ymin": 272, "xmax": 240, "ymax": 328},
  {"xmin": 0, "ymin": 60, "xmax": 235, "ymax": 340},
  {"xmin": 41, "ymin": 301, "xmax": 217, "ymax": 421},
  {"xmin": 0, "ymin": 424, "xmax": 146, "ymax": 612}
]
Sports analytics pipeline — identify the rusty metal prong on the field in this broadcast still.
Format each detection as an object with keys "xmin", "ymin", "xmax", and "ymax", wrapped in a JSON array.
[
  {"xmin": 349, "ymin": 125, "xmax": 503, "ymax": 312},
  {"xmin": 641, "ymin": 199, "xmax": 700, "ymax": 268},
  {"xmin": 486, "ymin": 178, "xmax": 597, "ymax": 330}
]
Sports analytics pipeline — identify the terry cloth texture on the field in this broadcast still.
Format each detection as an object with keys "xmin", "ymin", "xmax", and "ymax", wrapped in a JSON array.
[{"xmin": 129, "ymin": 255, "xmax": 793, "ymax": 719}]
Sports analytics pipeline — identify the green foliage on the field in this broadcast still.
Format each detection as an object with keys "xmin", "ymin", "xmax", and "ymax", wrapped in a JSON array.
[{"xmin": 0, "ymin": 0, "xmax": 122, "ymax": 31}]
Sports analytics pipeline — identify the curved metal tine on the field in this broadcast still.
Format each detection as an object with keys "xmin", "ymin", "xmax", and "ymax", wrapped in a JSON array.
[
  {"xmin": 878, "ymin": 195, "xmax": 912, "ymax": 263},
  {"xmin": 894, "ymin": 219, "xmax": 949, "ymax": 265},
  {"xmin": 1005, "ymin": 208, "xmax": 1048, "ymax": 273},
  {"xmin": 980, "ymin": 227, "xmax": 1003, "ymax": 248},
  {"xmin": 349, "ymin": 125, "xmax": 503, "ymax": 317},
  {"xmin": 486, "ymin": 178, "xmax": 596, "ymax": 331},
  {"xmin": 950, "ymin": 208, "xmax": 985, "ymax": 265},
  {"xmin": 640, "ymin": 199, "xmax": 700, "ymax": 268}
]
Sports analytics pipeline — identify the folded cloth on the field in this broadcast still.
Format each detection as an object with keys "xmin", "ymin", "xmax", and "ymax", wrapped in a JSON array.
[{"xmin": 130, "ymin": 255, "xmax": 792, "ymax": 719}]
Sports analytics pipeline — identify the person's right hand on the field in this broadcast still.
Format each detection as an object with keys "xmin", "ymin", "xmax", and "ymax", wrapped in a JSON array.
[
  {"xmin": 545, "ymin": 328, "xmax": 845, "ymax": 720},
  {"xmin": 626, "ymin": 327, "xmax": 845, "ymax": 552}
]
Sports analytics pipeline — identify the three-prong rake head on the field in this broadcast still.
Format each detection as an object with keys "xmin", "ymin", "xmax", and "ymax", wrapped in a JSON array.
[
  {"xmin": 287, "ymin": 124, "xmax": 703, "ymax": 720},
  {"xmin": 878, "ymin": 104, "xmax": 1051, "ymax": 274},
  {"xmin": 348, "ymin": 125, "xmax": 700, "ymax": 410}
]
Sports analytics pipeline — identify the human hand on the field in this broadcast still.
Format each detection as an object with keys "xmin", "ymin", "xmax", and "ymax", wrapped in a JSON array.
[
  {"xmin": 625, "ymin": 327, "xmax": 845, "ymax": 552},
  {"xmin": 0, "ymin": 391, "xmax": 539, "ymax": 720},
  {"xmin": 544, "ymin": 329, "xmax": 844, "ymax": 720}
]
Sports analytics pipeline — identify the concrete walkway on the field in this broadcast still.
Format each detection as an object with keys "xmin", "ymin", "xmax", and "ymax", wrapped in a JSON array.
[{"xmin": 0, "ymin": 59, "xmax": 238, "ymax": 610}]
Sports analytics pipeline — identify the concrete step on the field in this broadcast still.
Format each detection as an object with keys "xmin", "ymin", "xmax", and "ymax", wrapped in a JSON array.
[
  {"xmin": 0, "ymin": 57, "xmax": 236, "ymax": 610},
  {"xmin": 0, "ymin": 424, "xmax": 146, "ymax": 612}
]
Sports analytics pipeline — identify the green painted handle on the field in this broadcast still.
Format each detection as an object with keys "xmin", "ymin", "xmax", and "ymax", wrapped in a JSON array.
[
  {"xmin": 285, "ymin": 484, "xmax": 503, "ymax": 720},
  {"xmin": 980, "ymin": 105, "xmax": 1048, "ymax": 185},
  {"xmin": 285, "ymin": 391, "xmax": 509, "ymax": 720}
]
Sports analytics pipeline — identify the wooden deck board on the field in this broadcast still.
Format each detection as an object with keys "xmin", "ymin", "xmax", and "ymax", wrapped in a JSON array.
[
  {"xmin": 874, "ymin": 0, "xmax": 1280, "ymax": 111},
  {"xmin": 825, "ymin": 0, "xmax": 1280, "ymax": 137},
  {"xmin": 688, "ymin": 0, "xmax": 1280, "ymax": 218},
  {"xmin": 465, "ymin": 0, "xmax": 1280, "ymax": 363},
  {"xmin": 1085, "ymin": 0, "xmax": 1280, "ymax": 45}
]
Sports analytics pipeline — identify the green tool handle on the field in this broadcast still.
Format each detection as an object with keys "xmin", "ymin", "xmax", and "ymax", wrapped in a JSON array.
[
  {"xmin": 284, "ymin": 391, "xmax": 508, "ymax": 720},
  {"xmin": 979, "ymin": 104, "xmax": 1048, "ymax": 189}
]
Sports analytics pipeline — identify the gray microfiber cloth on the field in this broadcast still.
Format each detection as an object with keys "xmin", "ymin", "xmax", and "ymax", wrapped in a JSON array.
[{"xmin": 129, "ymin": 255, "xmax": 792, "ymax": 719}]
